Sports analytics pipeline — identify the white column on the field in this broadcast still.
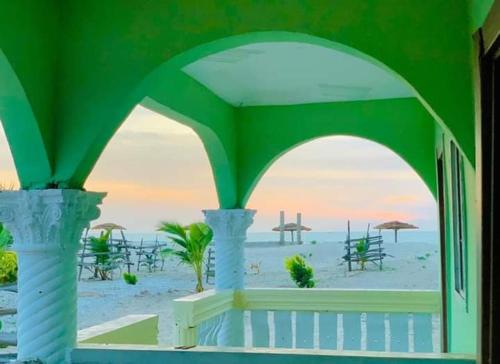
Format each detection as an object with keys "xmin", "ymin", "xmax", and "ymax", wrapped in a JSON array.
[
  {"xmin": 203, "ymin": 209, "xmax": 255, "ymax": 347},
  {"xmin": 279, "ymin": 210, "xmax": 285, "ymax": 244},
  {"xmin": 204, "ymin": 209, "xmax": 255, "ymax": 290},
  {"xmin": 0, "ymin": 189, "xmax": 105, "ymax": 364}
]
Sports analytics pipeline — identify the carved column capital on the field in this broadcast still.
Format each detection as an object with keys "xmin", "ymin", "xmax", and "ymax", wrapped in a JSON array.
[
  {"xmin": 203, "ymin": 209, "xmax": 256, "ymax": 239},
  {"xmin": 0, "ymin": 189, "xmax": 106, "ymax": 363},
  {"xmin": 0, "ymin": 189, "xmax": 106, "ymax": 253}
]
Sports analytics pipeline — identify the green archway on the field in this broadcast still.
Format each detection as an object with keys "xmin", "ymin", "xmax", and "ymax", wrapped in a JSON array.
[
  {"xmin": 66, "ymin": 31, "xmax": 444, "ymax": 210},
  {"xmin": 0, "ymin": 2, "xmax": 475, "ymax": 195},
  {"xmin": 0, "ymin": 50, "xmax": 52, "ymax": 187},
  {"xmin": 244, "ymin": 134, "xmax": 437, "ymax": 211},
  {"xmin": 237, "ymin": 98, "xmax": 437, "ymax": 206}
]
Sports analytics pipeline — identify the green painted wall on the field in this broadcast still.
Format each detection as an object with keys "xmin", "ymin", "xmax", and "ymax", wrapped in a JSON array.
[{"xmin": 436, "ymin": 130, "xmax": 478, "ymax": 354}]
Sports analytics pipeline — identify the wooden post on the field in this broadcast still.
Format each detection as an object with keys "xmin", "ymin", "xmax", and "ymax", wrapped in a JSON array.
[
  {"xmin": 137, "ymin": 238, "xmax": 144, "ymax": 272},
  {"xmin": 297, "ymin": 212, "xmax": 302, "ymax": 244},
  {"xmin": 394, "ymin": 229, "xmax": 398, "ymax": 243},
  {"xmin": 347, "ymin": 220, "xmax": 352, "ymax": 272},
  {"xmin": 121, "ymin": 229, "xmax": 131, "ymax": 273},
  {"xmin": 279, "ymin": 211, "xmax": 285, "ymax": 244},
  {"xmin": 152, "ymin": 236, "xmax": 158, "ymax": 272},
  {"xmin": 378, "ymin": 234, "xmax": 383, "ymax": 271}
]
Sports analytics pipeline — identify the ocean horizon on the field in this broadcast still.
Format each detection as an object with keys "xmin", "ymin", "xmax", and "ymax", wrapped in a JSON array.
[{"xmin": 88, "ymin": 230, "xmax": 439, "ymax": 245}]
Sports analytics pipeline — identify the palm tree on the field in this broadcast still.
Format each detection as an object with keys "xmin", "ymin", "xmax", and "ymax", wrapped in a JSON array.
[
  {"xmin": 158, "ymin": 222, "xmax": 213, "ymax": 292},
  {"xmin": 89, "ymin": 230, "xmax": 112, "ymax": 280}
]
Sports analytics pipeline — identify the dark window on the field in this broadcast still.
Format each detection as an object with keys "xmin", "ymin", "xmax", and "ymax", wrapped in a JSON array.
[{"xmin": 450, "ymin": 142, "xmax": 466, "ymax": 297}]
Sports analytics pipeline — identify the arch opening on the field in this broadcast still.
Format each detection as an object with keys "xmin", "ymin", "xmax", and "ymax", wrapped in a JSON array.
[
  {"xmin": 237, "ymin": 100, "xmax": 438, "ymax": 208},
  {"xmin": 75, "ymin": 105, "xmax": 219, "ymax": 345},
  {"xmin": 245, "ymin": 135, "xmax": 439, "ymax": 290},
  {"xmin": 86, "ymin": 105, "xmax": 219, "ymax": 230},
  {"xmin": 247, "ymin": 135, "xmax": 436, "ymax": 222}
]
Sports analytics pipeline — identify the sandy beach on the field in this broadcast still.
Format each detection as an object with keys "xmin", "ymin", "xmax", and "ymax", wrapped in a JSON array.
[{"xmin": 1, "ymin": 239, "xmax": 439, "ymax": 346}]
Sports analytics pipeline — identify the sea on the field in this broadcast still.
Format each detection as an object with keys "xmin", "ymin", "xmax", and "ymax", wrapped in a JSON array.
[{"xmin": 92, "ymin": 230, "xmax": 439, "ymax": 246}]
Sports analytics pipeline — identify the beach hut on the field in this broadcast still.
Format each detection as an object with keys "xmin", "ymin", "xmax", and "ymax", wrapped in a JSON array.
[
  {"xmin": 374, "ymin": 221, "xmax": 418, "ymax": 243},
  {"xmin": 272, "ymin": 222, "xmax": 311, "ymax": 243}
]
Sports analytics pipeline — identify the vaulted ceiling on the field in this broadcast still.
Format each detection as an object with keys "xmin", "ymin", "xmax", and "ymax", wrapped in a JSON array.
[{"xmin": 183, "ymin": 42, "xmax": 414, "ymax": 107}]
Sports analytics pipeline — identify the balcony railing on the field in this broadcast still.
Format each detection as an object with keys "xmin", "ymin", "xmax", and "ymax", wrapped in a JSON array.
[{"xmin": 173, "ymin": 288, "xmax": 441, "ymax": 353}]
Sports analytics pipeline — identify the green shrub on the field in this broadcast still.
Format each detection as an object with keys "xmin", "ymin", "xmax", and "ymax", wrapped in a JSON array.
[
  {"xmin": 0, "ymin": 223, "xmax": 13, "ymax": 250},
  {"xmin": 0, "ymin": 251, "xmax": 17, "ymax": 284},
  {"xmin": 123, "ymin": 272, "xmax": 138, "ymax": 285},
  {"xmin": 284, "ymin": 254, "xmax": 315, "ymax": 288}
]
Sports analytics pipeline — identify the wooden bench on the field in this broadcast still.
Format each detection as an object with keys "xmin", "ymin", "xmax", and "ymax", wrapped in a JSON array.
[
  {"xmin": 135, "ymin": 238, "xmax": 167, "ymax": 272},
  {"xmin": 343, "ymin": 235, "xmax": 386, "ymax": 271},
  {"xmin": 78, "ymin": 236, "xmax": 134, "ymax": 280}
]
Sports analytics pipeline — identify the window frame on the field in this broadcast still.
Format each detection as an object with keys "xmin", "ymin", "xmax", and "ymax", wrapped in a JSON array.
[{"xmin": 450, "ymin": 141, "xmax": 467, "ymax": 299}]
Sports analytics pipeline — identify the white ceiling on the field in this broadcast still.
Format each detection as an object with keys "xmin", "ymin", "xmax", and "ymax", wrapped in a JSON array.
[{"xmin": 182, "ymin": 42, "xmax": 414, "ymax": 107}]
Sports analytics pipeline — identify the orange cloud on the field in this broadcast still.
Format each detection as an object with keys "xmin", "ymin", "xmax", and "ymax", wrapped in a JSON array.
[{"xmin": 86, "ymin": 179, "xmax": 217, "ymax": 207}]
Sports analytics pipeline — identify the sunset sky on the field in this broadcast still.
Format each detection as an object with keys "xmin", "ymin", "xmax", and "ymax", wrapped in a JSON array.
[{"xmin": 0, "ymin": 106, "xmax": 437, "ymax": 232}]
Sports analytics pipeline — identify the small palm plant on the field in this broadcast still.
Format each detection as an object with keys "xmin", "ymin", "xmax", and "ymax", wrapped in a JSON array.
[
  {"xmin": 356, "ymin": 238, "xmax": 369, "ymax": 271},
  {"xmin": 158, "ymin": 222, "xmax": 213, "ymax": 293},
  {"xmin": 89, "ymin": 230, "xmax": 112, "ymax": 280}
]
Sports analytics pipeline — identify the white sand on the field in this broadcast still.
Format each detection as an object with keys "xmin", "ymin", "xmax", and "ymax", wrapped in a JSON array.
[{"xmin": 0, "ymin": 240, "xmax": 439, "ymax": 346}]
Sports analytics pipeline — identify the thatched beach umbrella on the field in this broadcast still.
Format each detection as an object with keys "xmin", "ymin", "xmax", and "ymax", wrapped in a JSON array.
[
  {"xmin": 91, "ymin": 223, "xmax": 127, "ymax": 241},
  {"xmin": 92, "ymin": 223, "xmax": 126, "ymax": 231},
  {"xmin": 272, "ymin": 223, "xmax": 311, "ymax": 243},
  {"xmin": 374, "ymin": 220, "xmax": 418, "ymax": 243}
]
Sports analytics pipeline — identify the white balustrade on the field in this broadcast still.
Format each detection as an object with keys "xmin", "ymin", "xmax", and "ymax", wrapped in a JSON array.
[{"xmin": 174, "ymin": 288, "xmax": 441, "ymax": 353}]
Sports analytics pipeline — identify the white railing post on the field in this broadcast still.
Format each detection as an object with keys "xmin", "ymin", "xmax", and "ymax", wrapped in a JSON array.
[
  {"xmin": 203, "ymin": 209, "xmax": 256, "ymax": 347},
  {"xmin": 0, "ymin": 190, "xmax": 105, "ymax": 364}
]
